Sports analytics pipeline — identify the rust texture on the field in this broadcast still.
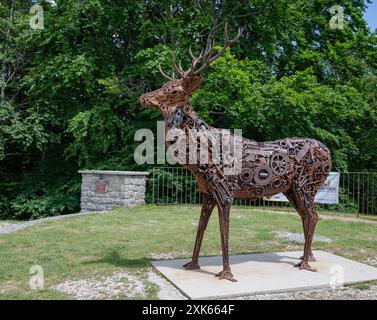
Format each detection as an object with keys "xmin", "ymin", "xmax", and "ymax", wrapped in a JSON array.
[{"xmin": 140, "ymin": 24, "xmax": 332, "ymax": 281}]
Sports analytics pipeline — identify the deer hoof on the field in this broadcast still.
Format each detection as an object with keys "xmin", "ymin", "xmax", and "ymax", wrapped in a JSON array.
[
  {"xmin": 295, "ymin": 260, "xmax": 317, "ymax": 272},
  {"xmin": 183, "ymin": 261, "xmax": 200, "ymax": 270},
  {"xmin": 215, "ymin": 269, "xmax": 237, "ymax": 282}
]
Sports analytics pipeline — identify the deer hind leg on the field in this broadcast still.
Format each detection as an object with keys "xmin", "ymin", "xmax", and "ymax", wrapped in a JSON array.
[
  {"xmin": 284, "ymin": 189, "xmax": 318, "ymax": 271},
  {"xmin": 183, "ymin": 193, "xmax": 216, "ymax": 270},
  {"xmin": 284, "ymin": 190, "xmax": 316, "ymax": 262}
]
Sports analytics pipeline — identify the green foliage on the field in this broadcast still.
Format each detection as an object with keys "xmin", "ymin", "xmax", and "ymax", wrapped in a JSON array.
[
  {"xmin": 0, "ymin": 0, "xmax": 377, "ymax": 219},
  {"xmin": 10, "ymin": 179, "xmax": 80, "ymax": 220},
  {"xmin": 0, "ymin": 101, "xmax": 47, "ymax": 160},
  {"xmin": 65, "ymin": 104, "xmax": 125, "ymax": 167}
]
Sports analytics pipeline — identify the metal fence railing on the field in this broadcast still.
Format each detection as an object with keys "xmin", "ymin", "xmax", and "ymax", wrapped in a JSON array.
[{"xmin": 146, "ymin": 167, "xmax": 377, "ymax": 216}]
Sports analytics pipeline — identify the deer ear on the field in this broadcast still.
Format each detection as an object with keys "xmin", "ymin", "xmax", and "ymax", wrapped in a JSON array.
[{"xmin": 182, "ymin": 76, "xmax": 204, "ymax": 94}]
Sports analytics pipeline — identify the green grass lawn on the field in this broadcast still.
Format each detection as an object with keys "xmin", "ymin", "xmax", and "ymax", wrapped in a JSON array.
[{"xmin": 0, "ymin": 205, "xmax": 377, "ymax": 300}]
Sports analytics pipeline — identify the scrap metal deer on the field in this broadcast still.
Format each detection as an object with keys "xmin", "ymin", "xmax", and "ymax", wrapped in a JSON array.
[{"xmin": 140, "ymin": 24, "xmax": 332, "ymax": 282}]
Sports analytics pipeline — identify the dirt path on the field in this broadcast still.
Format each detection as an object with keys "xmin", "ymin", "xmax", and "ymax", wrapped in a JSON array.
[{"xmin": 0, "ymin": 211, "xmax": 102, "ymax": 235}]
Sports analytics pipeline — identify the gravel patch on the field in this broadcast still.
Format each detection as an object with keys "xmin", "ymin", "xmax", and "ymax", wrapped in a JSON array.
[
  {"xmin": 0, "ymin": 281, "xmax": 18, "ymax": 294},
  {"xmin": 54, "ymin": 270, "xmax": 146, "ymax": 300},
  {"xmin": 364, "ymin": 257, "xmax": 377, "ymax": 267},
  {"xmin": 147, "ymin": 270, "xmax": 187, "ymax": 300},
  {"xmin": 151, "ymin": 251, "xmax": 190, "ymax": 260},
  {"xmin": 275, "ymin": 231, "xmax": 332, "ymax": 243},
  {"xmin": 0, "ymin": 211, "xmax": 105, "ymax": 235},
  {"xmin": 0, "ymin": 222, "xmax": 15, "ymax": 228},
  {"xmin": 232, "ymin": 285, "xmax": 377, "ymax": 300}
]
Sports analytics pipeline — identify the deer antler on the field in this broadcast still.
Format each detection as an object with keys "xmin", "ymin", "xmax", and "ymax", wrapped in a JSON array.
[
  {"xmin": 159, "ymin": 23, "xmax": 243, "ymax": 80},
  {"xmin": 184, "ymin": 41, "xmax": 213, "ymax": 76},
  {"xmin": 172, "ymin": 52, "xmax": 185, "ymax": 78},
  {"xmin": 192, "ymin": 22, "xmax": 243, "ymax": 75},
  {"xmin": 158, "ymin": 64, "xmax": 175, "ymax": 81},
  {"xmin": 159, "ymin": 52, "xmax": 186, "ymax": 80}
]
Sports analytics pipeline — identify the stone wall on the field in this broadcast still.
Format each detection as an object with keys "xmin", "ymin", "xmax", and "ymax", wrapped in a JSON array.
[{"xmin": 79, "ymin": 170, "xmax": 149, "ymax": 212}]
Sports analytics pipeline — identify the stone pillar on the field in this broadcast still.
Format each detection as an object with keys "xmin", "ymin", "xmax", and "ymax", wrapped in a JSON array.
[{"xmin": 78, "ymin": 170, "xmax": 149, "ymax": 212}]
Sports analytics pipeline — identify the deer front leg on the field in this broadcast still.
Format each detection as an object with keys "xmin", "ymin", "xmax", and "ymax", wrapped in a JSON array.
[
  {"xmin": 284, "ymin": 190, "xmax": 316, "ymax": 262},
  {"xmin": 292, "ymin": 191, "xmax": 318, "ymax": 272},
  {"xmin": 183, "ymin": 193, "xmax": 216, "ymax": 270},
  {"xmin": 299, "ymin": 214, "xmax": 316, "ymax": 262},
  {"xmin": 215, "ymin": 200, "xmax": 237, "ymax": 282},
  {"xmin": 294, "ymin": 213, "xmax": 318, "ymax": 271}
]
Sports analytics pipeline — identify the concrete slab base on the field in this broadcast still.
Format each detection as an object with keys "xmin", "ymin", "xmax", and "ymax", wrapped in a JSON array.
[{"xmin": 151, "ymin": 251, "xmax": 377, "ymax": 299}]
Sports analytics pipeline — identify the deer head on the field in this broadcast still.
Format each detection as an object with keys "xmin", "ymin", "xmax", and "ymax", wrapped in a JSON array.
[{"xmin": 139, "ymin": 23, "xmax": 243, "ymax": 113}]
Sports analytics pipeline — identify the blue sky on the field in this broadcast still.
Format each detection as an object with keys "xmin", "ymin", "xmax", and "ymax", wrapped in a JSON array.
[{"xmin": 365, "ymin": 1, "xmax": 377, "ymax": 31}]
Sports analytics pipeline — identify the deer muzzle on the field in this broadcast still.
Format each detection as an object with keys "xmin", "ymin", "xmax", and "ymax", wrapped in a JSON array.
[{"xmin": 139, "ymin": 92, "xmax": 160, "ymax": 108}]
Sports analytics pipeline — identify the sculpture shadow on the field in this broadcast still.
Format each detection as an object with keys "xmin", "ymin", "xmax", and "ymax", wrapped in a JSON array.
[{"xmin": 82, "ymin": 250, "xmax": 151, "ymax": 269}]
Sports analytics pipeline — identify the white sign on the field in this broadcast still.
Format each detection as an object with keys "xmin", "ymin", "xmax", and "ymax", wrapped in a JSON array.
[{"xmin": 267, "ymin": 172, "xmax": 340, "ymax": 204}]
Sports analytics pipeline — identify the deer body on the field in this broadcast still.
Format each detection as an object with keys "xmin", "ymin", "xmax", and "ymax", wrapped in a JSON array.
[{"xmin": 140, "ymin": 25, "xmax": 332, "ymax": 281}]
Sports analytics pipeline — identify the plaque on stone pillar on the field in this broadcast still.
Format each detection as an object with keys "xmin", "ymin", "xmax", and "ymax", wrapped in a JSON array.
[{"xmin": 95, "ymin": 182, "xmax": 108, "ymax": 193}]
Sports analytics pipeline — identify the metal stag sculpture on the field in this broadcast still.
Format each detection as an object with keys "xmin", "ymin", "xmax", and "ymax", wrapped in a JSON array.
[{"xmin": 140, "ymin": 25, "xmax": 332, "ymax": 282}]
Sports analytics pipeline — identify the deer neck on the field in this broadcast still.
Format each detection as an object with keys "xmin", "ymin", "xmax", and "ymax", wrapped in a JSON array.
[
  {"xmin": 162, "ymin": 103, "xmax": 208, "ymax": 132},
  {"xmin": 162, "ymin": 103, "xmax": 211, "ymax": 175}
]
